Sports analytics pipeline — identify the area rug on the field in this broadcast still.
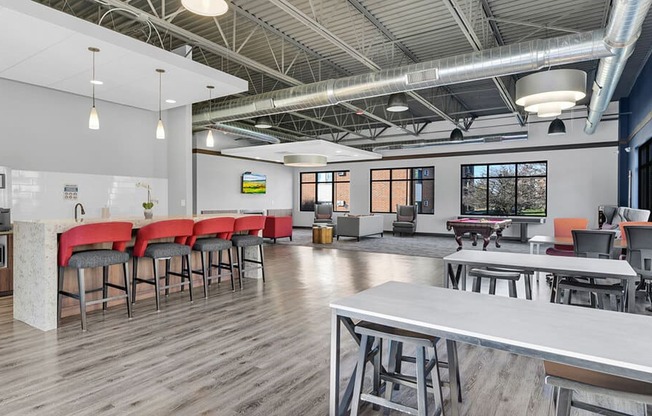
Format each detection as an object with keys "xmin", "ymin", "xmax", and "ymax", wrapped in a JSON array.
[{"xmin": 272, "ymin": 228, "xmax": 531, "ymax": 259}]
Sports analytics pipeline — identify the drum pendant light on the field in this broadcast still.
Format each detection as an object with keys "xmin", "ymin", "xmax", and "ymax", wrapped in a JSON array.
[
  {"xmin": 156, "ymin": 69, "xmax": 165, "ymax": 140},
  {"xmin": 515, "ymin": 69, "xmax": 586, "ymax": 118},
  {"xmin": 206, "ymin": 85, "xmax": 215, "ymax": 148},
  {"xmin": 181, "ymin": 0, "xmax": 228, "ymax": 16},
  {"xmin": 547, "ymin": 118, "xmax": 566, "ymax": 135},
  {"xmin": 387, "ymin": 93, "xmax": 409, "ymax": 112},
  {"xmin": 88, "ymin": 47, "xmax": 100, "ymax": 130}
]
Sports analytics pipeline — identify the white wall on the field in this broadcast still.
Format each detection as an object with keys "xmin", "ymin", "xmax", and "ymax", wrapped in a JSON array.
[
  {"xmin": 291, "ymin": 114, "xmax": 620, "ymax": 238},
  {"xmin": 194, "ymin": 153, "xmax": 293, "ymax": 214},
  {"xmin": 0, "ymin": 78, "xmax": 196, "ymax": 219}
]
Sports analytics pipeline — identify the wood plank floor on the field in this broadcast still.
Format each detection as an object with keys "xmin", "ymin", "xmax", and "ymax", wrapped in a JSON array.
[{"xmin": 0, "ymin": 244, "xmax": 650, "ymax": 415}]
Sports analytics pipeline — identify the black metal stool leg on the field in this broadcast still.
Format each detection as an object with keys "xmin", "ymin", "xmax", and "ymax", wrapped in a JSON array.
[
  {"xmin": 164, "ymin": 259, "xmax": 171, "ymax": 297},
  {"xmin": 152, "ymin": 258, "xmax": 161, "ymax": 311},
  {"xmin": 259, "ymin": 244, "xmax": 265, "ymax": 282},
  {"xmin": 123, "ymin": 262, "xmax": 132, "ymax": 318},
  {"xmin": 217, "ymin": 251, "xmax": 222, "ymax": 283},
  {"xmin": 102, "ymin": 265, "xmax": 109, "ymax": 311},
  {"xmin": 227, "ymin": 249, "xmax": 235, "ymax": 291},
  {"xmin": 201, "ymin": 251, "xmax": 208, "ymax": 298},
  {"xmin": 77, "ymin": 268, "xmax": 87, "ymax": 331},
  {"xmin": 186, "ymin": 254, "xmax": 193, "ymax": 302},
  {"xmin": 132, "ymin": 258, "xmax": 139, "ymax": 304}
]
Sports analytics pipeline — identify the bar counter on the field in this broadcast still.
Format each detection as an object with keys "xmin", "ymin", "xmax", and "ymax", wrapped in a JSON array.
[{"xmin": 14, "ymin": 214, "xmax": 246, "ymax": 331}]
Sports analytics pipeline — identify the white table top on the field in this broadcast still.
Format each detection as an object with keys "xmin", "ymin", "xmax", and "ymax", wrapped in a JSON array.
[
  {"xmin": 442, "ymin": 250, "xmax": 636, "ymax": 280},
  {"xmin": 331, "ymin": 281, "xmax": 652, "ymax": 382}
]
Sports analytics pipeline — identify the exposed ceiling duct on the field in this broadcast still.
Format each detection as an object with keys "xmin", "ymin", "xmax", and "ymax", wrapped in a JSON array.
[
  {"xmin": 369, "ymin": 132, "xmax": 528, "ymax": 153},
  {"xmin": 193, "ymin": 0, "xmax": 652, "ymax": 136},
  {"xmin": 203, "ymin": 123, "xmax": 285, "ymax": 144},
  {"xmin": 196, "ymin": 30, "xmax": 611, "ymax": 125},
  {"xmin": 584, "ymin": 0, "xmax": 652, "ymax": 134}
]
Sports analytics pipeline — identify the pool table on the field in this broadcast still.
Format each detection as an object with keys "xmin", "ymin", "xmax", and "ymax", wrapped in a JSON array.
[{"xmin": 446, "ymin": 218, "xmax": 512, "ymax": 251}]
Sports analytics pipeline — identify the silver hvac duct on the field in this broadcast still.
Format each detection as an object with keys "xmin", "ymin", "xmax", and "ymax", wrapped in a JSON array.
[
  {"xmin": 197, "ymin": 30, "xmax": 612, "ymax": 125},
  {"xmin": 371, "ymin": 132, "xmax": 528, "ymax": 152},
  {"xmin": 209, "ymin": 123, "xmax": 282, "ymax": 144},
  {"xmin": 584, "ymin": 0, "xmax": 652, "ymax": 134}
]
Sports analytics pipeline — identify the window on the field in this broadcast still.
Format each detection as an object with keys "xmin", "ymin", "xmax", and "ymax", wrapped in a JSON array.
[
  {"xmin": 461, "ymin": 162, "xmax": 547, "ymax": 216},
  {"xmin": 640, "ymin": 139, "xmax": 652, "ymax": 211},
  {"xmin": 300, "ymin": 171, "xmax": 350, "ymax": 212},
  {"xmin": 370, "ymin": 167, "xmax": 434, "ymax": 214}
]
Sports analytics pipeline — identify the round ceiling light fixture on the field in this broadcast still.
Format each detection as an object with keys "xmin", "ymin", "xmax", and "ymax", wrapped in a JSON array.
[
  {"xmin": 386, "ymin": 92, "xmax": 409, "ymax": 112},
  {"xmin": 181, "ymin": 0, "xmax": 228, "ymax": 16},
  {"xmin": 449, "ymin": 128, "xmax": 464, "ymax": 141},
  {"xmin": 547, "ymin": 118, "xmax": 566, "ymax": 136},
  {"xmin": 515, "ymin": 69, "xmax": 586, "ymax": 118},
  {"xmin": 283, "ymin": 154, "xmax": 328, "ymax": 167},
  {"xmin": 254, "ymin": 116, "xmax": 274, "ymax": 129}
]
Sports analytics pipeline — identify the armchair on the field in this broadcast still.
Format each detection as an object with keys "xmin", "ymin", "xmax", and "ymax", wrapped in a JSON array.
[
  {"xmin": 392, "ymin": 205, "xmax": 417, "ymax": 236},
  {"xmin": 314, "ymin": 203, "xmax": 333, "ymax": 224},
  {"xmin": 263, "ymin": 216, "xmax": 293, "ymax": 243}
]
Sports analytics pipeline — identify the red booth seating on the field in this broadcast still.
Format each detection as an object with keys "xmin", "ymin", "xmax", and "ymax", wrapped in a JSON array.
[{"xmin": 263, "ymin": 216, "xmax": 293, "ymax": 243}]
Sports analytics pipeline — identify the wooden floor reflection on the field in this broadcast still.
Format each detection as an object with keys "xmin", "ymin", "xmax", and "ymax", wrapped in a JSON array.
[{"xmin": 0, "ymin": 244, "xmax": 649, "ymax": 415}]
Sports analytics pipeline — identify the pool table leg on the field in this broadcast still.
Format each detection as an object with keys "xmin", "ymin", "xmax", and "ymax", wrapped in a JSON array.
[
  {"xmin": 454, "ymin": 233, "xmax": 463, "ymax": 251},
  {"xmin": 470, "ymin": 232, "xmax": 478, "ymax": 246},
  {"xmin": 495, "ymin": 229, "xmax": 504, "ymax": 248}
]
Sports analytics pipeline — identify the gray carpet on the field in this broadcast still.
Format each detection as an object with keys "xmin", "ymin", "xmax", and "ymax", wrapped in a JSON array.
[{"xmin": 271, "ymin": 228, "xmax": 531, "ymax": 259}]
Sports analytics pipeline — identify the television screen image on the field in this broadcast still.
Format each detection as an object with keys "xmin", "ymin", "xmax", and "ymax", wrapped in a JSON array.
[{"xmin": 242, "ymin": 173, "xmax": 267, "ymax": 194}]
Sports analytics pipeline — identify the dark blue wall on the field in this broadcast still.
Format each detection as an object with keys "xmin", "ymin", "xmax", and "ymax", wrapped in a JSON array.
[{"xmin": 620, "ymin": 53, "xmax": 652, "ymax": 208}]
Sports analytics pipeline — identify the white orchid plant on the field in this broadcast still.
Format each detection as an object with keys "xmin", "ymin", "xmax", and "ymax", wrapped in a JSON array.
[{"xmin": 136, "ymin": 182, "xmax": 158, "ymax": 210}]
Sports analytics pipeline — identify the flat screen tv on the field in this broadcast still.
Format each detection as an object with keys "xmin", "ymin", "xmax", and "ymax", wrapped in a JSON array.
[{"xmin": 241, "ymin": 173, "xmax": 267, "ymax": 194}]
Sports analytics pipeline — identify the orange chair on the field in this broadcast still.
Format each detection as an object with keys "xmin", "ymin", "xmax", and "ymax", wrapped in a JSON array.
[
  {"xmin": 231, "ymin": 216, "xmax": 267, "ymax": 289},
  {"xmin": 187, "ymin": 217, "xmax": 236, "ymax": 295},
  {"xmin": 58, "ymin": 222, "xmax": 133, "ymax": 330},
  {"xmin": 131, "ymin": 219, "xmax": 194, "ymax": 310},
  {"xmin": 545, "ymin": 218, "xmax": 589, "ymax": 257},
  {"xmin": 619, "ymin": 221, "xmax": 652, "ymax": 244}
]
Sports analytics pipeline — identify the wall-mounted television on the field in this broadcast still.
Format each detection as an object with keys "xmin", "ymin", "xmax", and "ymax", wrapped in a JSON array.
[{"xmin": 241, "ymin": 172, "xmax": 267, "ymax": 194}]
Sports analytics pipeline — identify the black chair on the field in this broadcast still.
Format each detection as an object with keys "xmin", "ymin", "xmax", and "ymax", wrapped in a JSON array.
[
  {"xmin": 555, "ymin": 230, "xmax": 623, "ymax": 310},
  {"xmin": 624, "ymin": 225, "xmax": 652, "ymax": 311}
]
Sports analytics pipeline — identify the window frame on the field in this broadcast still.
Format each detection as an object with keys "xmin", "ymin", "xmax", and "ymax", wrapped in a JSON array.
[
  {"xmin": 299, "ymin": 170, "xmax": 350, "ymax": 212},
  {"xmin": 639, "ymin": 139, "xmax": 652, "ymax": 211},
  {"xmin": 369, "ymin": 166, "xmax": 435, "ymax": 214},
  {"xmin": 460, "ymin": 161, "xmax": 548, "ymax": 217}
]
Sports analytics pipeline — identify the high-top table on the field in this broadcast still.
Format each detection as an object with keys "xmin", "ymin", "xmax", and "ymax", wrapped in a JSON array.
[
  {"xmin": 442, "ymin": 250, "xmax": 638, "ymax": 312},
  {"xmin": 330, "ymin": 281, "xmax": 652, "ymax": 416},
  {"xmin": 528, "ymin": 234, "xmax": 627, "ymax": 254}
]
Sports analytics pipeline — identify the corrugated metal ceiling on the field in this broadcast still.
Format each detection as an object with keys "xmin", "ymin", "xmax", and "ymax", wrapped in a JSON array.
[{"xmin": 29, "ymin": 0, "xmax": 652, "ymax": 142}]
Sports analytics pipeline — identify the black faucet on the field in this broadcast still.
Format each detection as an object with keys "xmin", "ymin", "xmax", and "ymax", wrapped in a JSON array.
[{"xmin": 74, "ymin": 203, "xmax": 85, "ymax": 223}]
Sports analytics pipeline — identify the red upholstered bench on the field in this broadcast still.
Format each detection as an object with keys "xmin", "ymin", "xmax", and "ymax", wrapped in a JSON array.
[{"xmin": 263, "ymin": 216, "xmax": 293, "ymax": 243}]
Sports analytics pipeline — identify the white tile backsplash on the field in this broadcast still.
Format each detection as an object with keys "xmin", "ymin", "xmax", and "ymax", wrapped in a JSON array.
[{"xmin": 10, "ymin": 169, "xmax": 168, "ymax": 221}]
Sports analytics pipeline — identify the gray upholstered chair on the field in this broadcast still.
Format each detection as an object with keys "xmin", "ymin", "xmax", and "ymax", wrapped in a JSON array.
[
  {"xmin": 392, "ymin": 205, "xmax": 417, "ymax": 236},
  {"xmin": 624, "ymin": 225, "xmax": 652, "ymax": 311},
  {"xmin": 314, "ymin": 203, "xmax": 333, "ymax": 224}
]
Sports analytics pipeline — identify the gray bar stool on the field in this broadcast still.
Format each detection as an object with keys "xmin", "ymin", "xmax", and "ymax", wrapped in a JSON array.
[
  {"xmin": 544, "ymin": 361, "xmax": 652, "ymax": 416},
  {"xmin": 469, "ymin": 268, "xmax": 527, "ymax": 299},
  {"xmin": 350, "ymin": 321, "xmax": 460, "ymax": 416},
  {"xmin": 186, "ymin": 217, "xmax": 236, "ymax": 295},
  {"xmin": 231, "ymin": 216, "xmax": 267, "ymax": 289}
]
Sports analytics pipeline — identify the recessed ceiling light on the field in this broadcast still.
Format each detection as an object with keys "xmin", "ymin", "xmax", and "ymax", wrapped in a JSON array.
[
  {"xmin": 165, "ymin": 99, "xmax": 177, "ymax": 104},
  {"xmin": 335, "ymin": 150, "xmax": 343, "ymax": 153},
  {"xmin": 90, "ymin": 80, "xmax": 103, "ymax": 85}
]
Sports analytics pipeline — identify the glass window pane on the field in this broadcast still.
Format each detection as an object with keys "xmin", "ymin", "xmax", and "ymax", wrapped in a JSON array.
[
  {"xmin": 518, "ymin": 163, "xmax": 547, "ymax": 176},
  {"xmin": 412, "ymin": 167, "xmax": 434, "ymax": 180},
  {"xmin": 415, "ymin": 179, "xmax": 435, "ymax": 214},
  {"xmin": 334, "ymin": 182, "xmax": 350, "ymax": 211},
  {"xmin": 317, "ymin": 172, "xmax": 333, "ymax": 182},
  {"xmin": 461, "ymin": 178, "xmax": 487, "ymax": 214},
  {"xmin": 391, "ymin": 180, "xmax": 409, "ymax": 211},
  {"xmin": 488, "ymin": 178, "xmax": 516, "ymax": 215},
  {"xmin": 301, "ymin": 172, "xmax": 316, "ymax": 183},
  {"xmin": 371, "ymin": 169, "xmax": 390, "ymax": 180},
  {"xmin": 392, "ymin": 169, "xmax": 408, "ymax": 180},
  {"xmin": 517, "ymin": 178, "xmax": 547, "ymax": 216},
  {"xmin": 316, "ymin": 183, "xmax": 332, "ymax": 204},
  {"xmin": 335, "ymin": 171, "xmax": 350, "ymax": 182},
  {"xmin": 488, "ymin": 164, "xmax": 516, "ymax": 177},
  {"xmin": 462, "ymin": 165, "xmax": 487, "ymax": 178},
  {"xmin": 300, "ymin": 184, "xmax": 315, "ymax": 211},
  {"xmin": 371, "ymin": 182, "xmax": 390, "ymax": 212}
]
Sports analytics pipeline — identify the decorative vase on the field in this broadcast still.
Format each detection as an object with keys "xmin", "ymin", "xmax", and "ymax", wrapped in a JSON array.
[{"xmin": 144, "ymin": 209, "xmax": 153, "ymax": 219}]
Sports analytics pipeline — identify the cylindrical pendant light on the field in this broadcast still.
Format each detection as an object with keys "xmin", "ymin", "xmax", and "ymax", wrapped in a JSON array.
[
  {"xmin": 88, "ymin": 47, "xmax": 100, "ymax": 130},
  {"xmin": 156, "ymin": 69, "xmax": 165, "ymax": 140},
  {"xmin": 515, "ymin": 69, "xmax": 586, "ymax": 118},
  {"xmin": 181, "ymin": 0, "xmax": 228, "ymax": 16},
  {"xmin": 387, "ymin": 93, "xmax": 409, "ymax": 112},
  {"xmin": 254, "ymin": 116, "xmax": 273, "ymax": 129},
  {"xmin": 206, "ymin": 85, "xmax": 215, "ymax": 148}
]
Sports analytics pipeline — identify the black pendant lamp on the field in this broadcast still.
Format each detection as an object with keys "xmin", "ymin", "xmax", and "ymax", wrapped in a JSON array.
[
  {"xmin": 547, "ymin": 118, "xmax": 566, "ymax": 136},
  {"xmin": 450, "ymin": 128, "xmax": 464, "ymax": 141}
]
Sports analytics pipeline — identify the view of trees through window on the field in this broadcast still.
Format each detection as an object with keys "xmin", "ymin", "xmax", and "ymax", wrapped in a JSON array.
[
  {"xmin": 461, "ymin": 162, "xmax": 547, "ymax": 216},
  {"xmin": 370, "ymin": 167, "xmax": 434, "ymax": 214},
  {"xmin": 300, "ymin": 171, "xmax": 350, "ymax": 212}
]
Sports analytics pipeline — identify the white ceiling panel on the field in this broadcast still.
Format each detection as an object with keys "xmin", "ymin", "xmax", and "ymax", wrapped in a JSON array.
[
  {"xmin": 221, "ymin": 140, "xmax": 382, "ymax": 164},
  {"xmin": 0, "ymin": 0, "xmax": 248, "ymax": 111}
]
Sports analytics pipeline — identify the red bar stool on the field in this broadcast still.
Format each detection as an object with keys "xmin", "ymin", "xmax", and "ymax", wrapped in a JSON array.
[
  {"xmin": 186, "ymin": 217, "xmax": 236, "ymax": 296},
  {"xmin": 231, "ymin": 216, "xmax": 266, "ymax": 289},
  {"xmin": 131, "ymin": 219, "xmax": 194, "ymax": 310},
  {"xmin": 58, "ymin": 222, "xmax": 133, "ymax": 331}
]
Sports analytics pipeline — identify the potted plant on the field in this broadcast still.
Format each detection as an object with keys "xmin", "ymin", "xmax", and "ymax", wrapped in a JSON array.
[{"xmin": 136, "ymin": 182, "xmax": 156, "ymax": 219}]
